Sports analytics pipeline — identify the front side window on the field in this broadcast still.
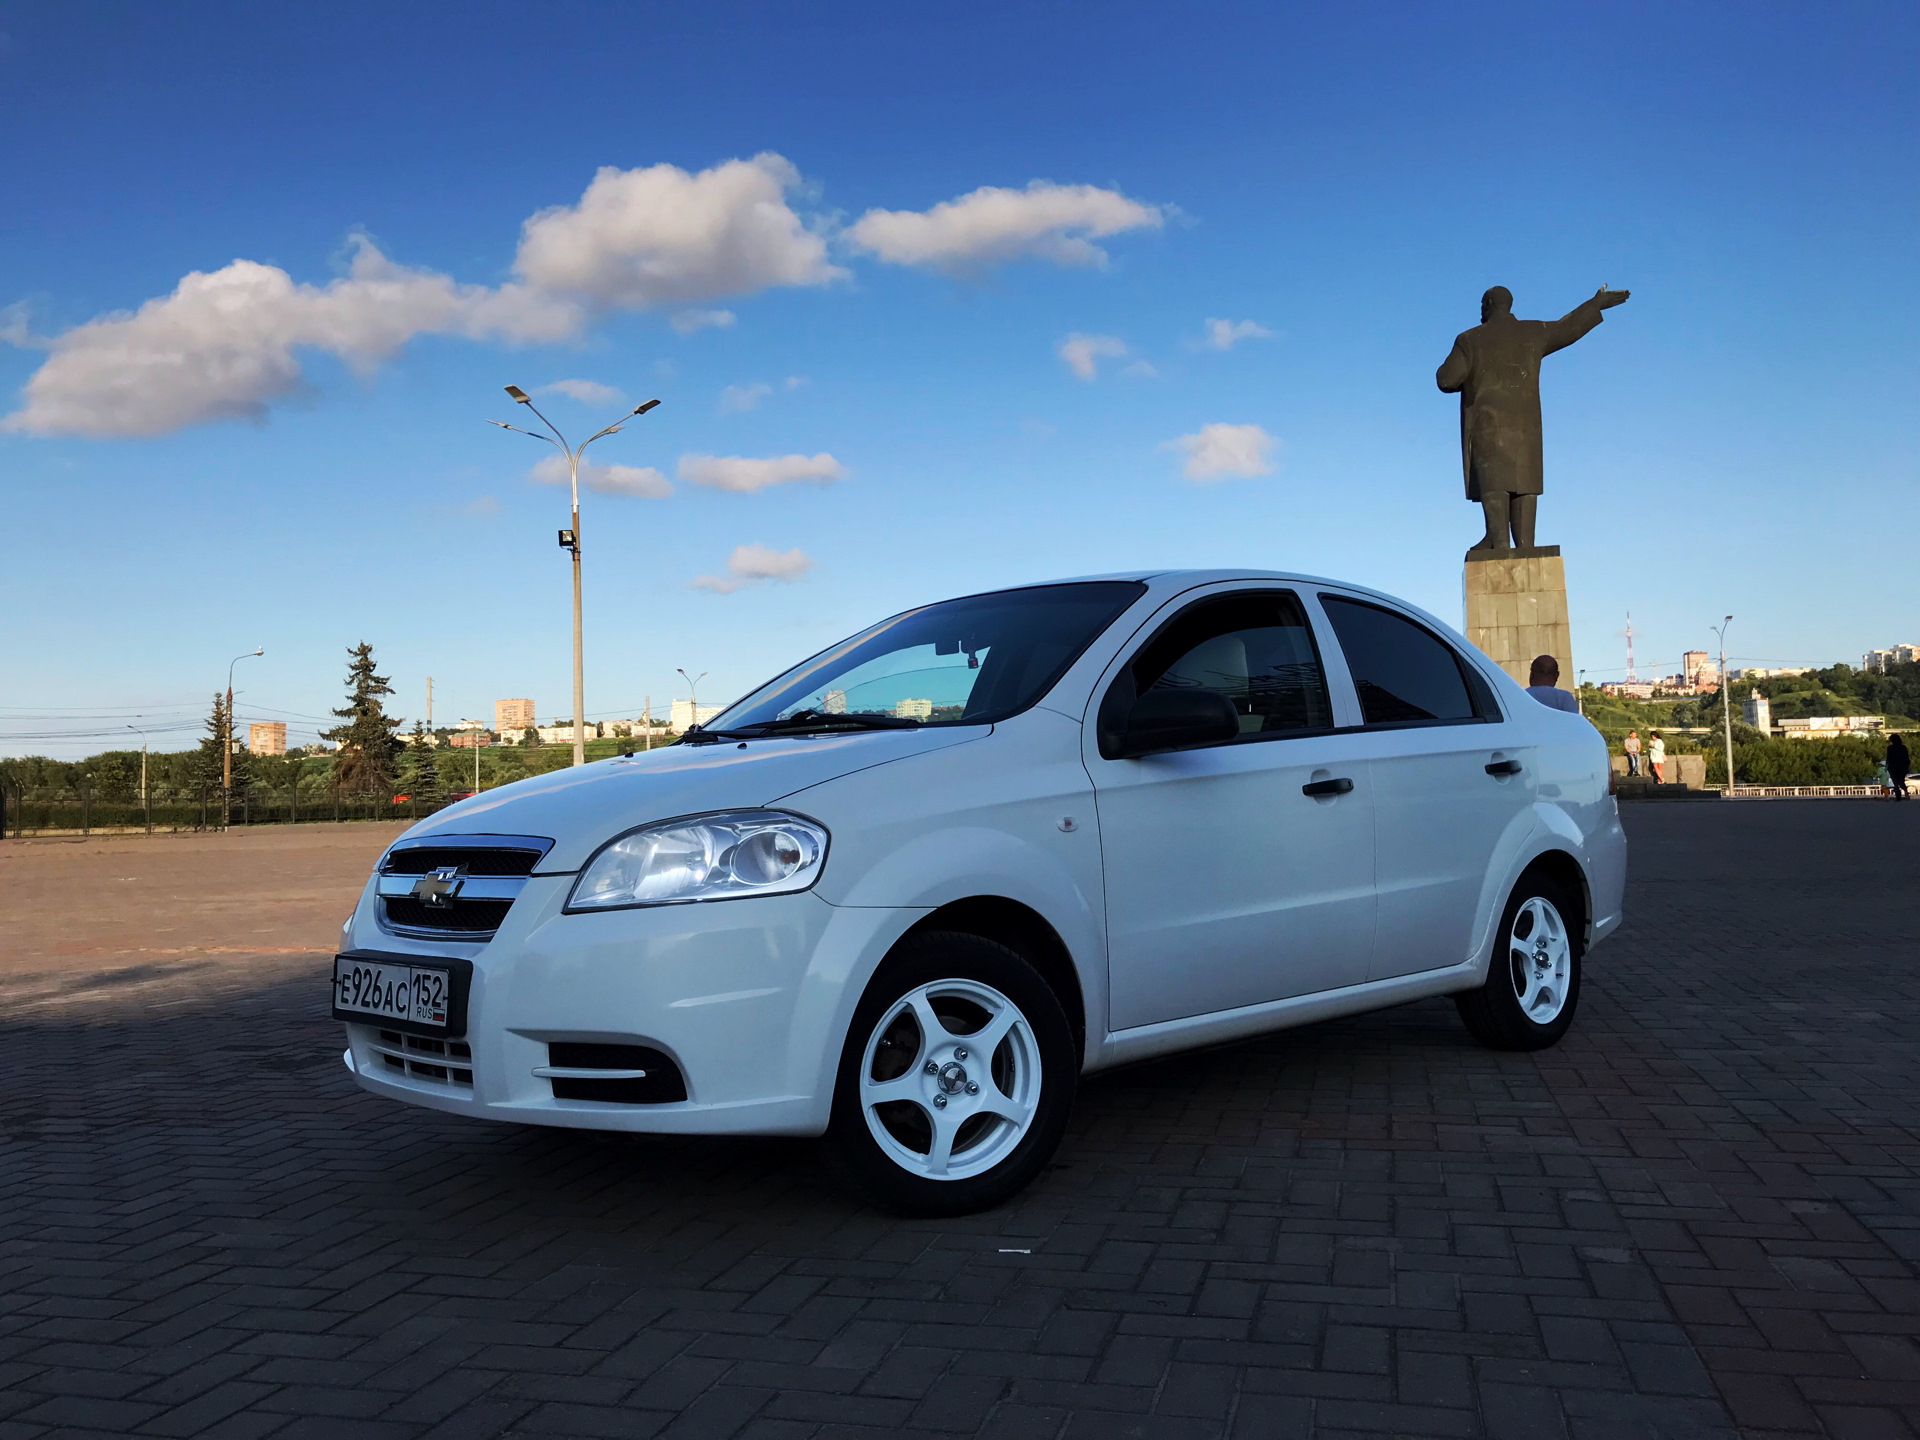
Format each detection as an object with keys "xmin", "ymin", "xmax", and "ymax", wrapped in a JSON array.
[
  {"xmin": 1100, "ymin": 590, "xmax": 1333, "ymax": 751},
  {"xmin": 710, "ymin": 581, "xmax": 1146, "ymax": 732},
  {"xmin": 1319, "ymin": 595, "xmax": 1483, "ymax": 726}
]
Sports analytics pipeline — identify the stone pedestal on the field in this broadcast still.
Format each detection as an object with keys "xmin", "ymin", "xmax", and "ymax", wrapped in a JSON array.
[{"xmin": 1463, "ymin": 546, "xmax": 1571, "ymax": 688}]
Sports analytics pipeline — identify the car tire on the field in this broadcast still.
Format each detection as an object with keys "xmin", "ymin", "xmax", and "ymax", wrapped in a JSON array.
[
  {"xmin": 1454, "ymin": 871, "xmax": 1583, "ymax": 1051},
  {"xmin": 824, "ymin": 931, "xmax": 1077, "ymax": 1217}
]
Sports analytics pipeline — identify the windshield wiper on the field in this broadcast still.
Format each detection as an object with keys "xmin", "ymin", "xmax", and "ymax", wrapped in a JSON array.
[{"xmin": 737, "ymin": 709, "xmax": 925, "ymax": 733}]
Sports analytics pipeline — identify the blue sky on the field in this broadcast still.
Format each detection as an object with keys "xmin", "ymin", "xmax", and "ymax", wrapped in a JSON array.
[{"xmin": 3, "ymin": 1, "xmax": 1914, "ymax": 756}]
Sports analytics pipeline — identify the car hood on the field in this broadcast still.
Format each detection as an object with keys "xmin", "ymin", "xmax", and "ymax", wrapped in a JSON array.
[{"xmin": 393, "ymin": 727, "xmax": 990, "ymax": 872}]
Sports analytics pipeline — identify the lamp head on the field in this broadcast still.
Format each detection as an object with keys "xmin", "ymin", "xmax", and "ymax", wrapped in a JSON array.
[
  {"xmin": 633, "ymin": 398, "xmax": 661, "ymax": 416},
  {"xmin": 504, "ymin": 385, "xmax": 531, "ymax": 403}
]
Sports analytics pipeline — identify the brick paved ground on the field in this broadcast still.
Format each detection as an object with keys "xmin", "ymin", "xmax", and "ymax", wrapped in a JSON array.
[{"xmin": 0, "ymin": 802, "xmax": 1914, "ymax": 1439}]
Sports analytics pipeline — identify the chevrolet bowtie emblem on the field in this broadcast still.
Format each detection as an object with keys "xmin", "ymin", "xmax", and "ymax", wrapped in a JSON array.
[{"xmin": 410, "ymin": 865, "xmax": 466, "ymax": 907}]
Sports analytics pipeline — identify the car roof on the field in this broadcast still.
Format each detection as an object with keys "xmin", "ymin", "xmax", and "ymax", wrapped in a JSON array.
[{"xmin": 1014, "ymin": 568, "xmax": 1409, "ymax": 608}]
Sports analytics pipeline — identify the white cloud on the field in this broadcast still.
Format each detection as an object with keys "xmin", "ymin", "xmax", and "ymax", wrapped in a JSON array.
[
  {"xmin": 1168, "ymin": 423, "xmax": 1277, "ymax": 482},
  {"xmin": 515, "ymin": 154, "xmax": 843, "ymax": 309},
  {"xmin": 531, "ymin": 452, "xmax": 672, "ymax": 498},
  {"xmin": 718, "ymin": 382, "xmax": 773, "ymax": 414},
  {"xmin": 1122, "ymin": 359, "xmax": 1159, "ymax": 378},
  {"xmin": 1200, "ymin": 318, "xmax": 1274, "ymax": 351},
  {"xmin": 670, "ymin": 308, "xmax": 736, "ymax": 335},
  {"xmin": 5, "ymin": 152, "xmax": 836, "ymax": 439},
  {"xmin": 3, "ymin": 237, "xmax": 578, "ymax": 438},
  {"xmin": 847, "ymin": 181, "xmax": 1165, "ymax": 272},
  {"xmin": 784, "ymin": 375, "xmax": 806, "ymax": 390},
  {"xmin": 691, "ymin": 542, "xmax": 815, "ymax": 594},
  {"xmin": 1058, "ymin": 333, "xmax": 1128, "ymax": 381},
  {"xmin": 677, "ymin": 452, "xmax": 845, "ymax": 493},
  {"xmin": 0, "ymin": 302, "xmax": 36, "ymax": 349},
  {"xmin": 539, "ymin": 378, "xmax": 622, "ymax": 405}
]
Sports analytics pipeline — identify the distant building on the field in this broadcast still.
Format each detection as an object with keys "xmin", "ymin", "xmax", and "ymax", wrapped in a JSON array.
[
  {"xmin": 1682, "ymin": 651, "xmax": 1711, "ymax": 689},
  {"xmin": 537, "ymin": 720, "xmax": 604, "ymax": 743},
  {"xmin": 821, "ymin": 690, "xmax": 847, "ymax": 714},
  {"xmin": 1863, "ymin": 644, "xmax": 1918, "ymax": 673},
  {"xmin": 449, "ymin": 733, "xmax": 491, "ymax": 749},
  {"xmin": 495, "ymin": 698, "xmax": 537, "ymax": 731},
  {"xmin": 1742, "ymin": 689, "xmax": 1771, "ymax": 731},
  {"xmin": 1600, "ymin": 681, "xmax": 1658, "ymax": 699},
  {"xmin": 893, "ymin": 698, "xmax": 934, "ymax": 720},
  {"xmin": 669, "ymin": 700, "xmax": 723, "ymax": 732},
  {"xmin": 1778, "ymin": 715, "xmax": 1884, "ymax": 739},
  {"xmin": 248, "ymin": 721, "xmax": 287, "ymax": 756}
]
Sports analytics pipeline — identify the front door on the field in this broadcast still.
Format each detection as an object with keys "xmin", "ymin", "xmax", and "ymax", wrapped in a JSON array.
[
  {"xmin": 1088, "ymin": 588, "xmax": 1378, "ymax": 1031},
  {"xmin": 1315, "ymin": 592, "xmax": 1538, "ymax": 981}
]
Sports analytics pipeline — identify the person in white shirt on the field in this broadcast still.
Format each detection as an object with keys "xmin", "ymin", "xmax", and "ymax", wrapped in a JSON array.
[
  {"xmin": 1623, "ymin": 729, "xmax": 1642, "ymax": 776},
  {"xmin": 1525, "ymin": 654, "xmax": 1580, "ymax": 714},
  {"xmin": 1648, "ymin": 730, "xmax": 1666, "ymax": 783}
]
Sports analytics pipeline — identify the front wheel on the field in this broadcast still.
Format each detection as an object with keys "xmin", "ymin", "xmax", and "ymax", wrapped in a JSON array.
[
  {"xmin": 1454, "ymin": 873, "xmax": 1582, "ymax": 1051},
  {"xmin": 825, "ymin": 932, "xmax": 1076, "ymax": 1216}
]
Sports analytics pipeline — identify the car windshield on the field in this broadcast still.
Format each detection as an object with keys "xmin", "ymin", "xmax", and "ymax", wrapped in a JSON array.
[{"xmin": 709, "ymin": 581, "xmax": 1147, "ymax": 732}]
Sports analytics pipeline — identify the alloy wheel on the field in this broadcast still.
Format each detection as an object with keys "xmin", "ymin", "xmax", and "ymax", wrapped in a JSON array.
[
  {"xmin": 857, "ymin": 978, "xmax": 1042, "ymax": 1181},
  {"xmin": 1507, "ymin": 895, "xmax": 1571, "ymax": 1024}
]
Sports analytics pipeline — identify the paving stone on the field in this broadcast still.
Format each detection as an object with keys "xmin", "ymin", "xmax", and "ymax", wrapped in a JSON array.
[{"xmin": 3, "ymin": 803, "xmax": 1916, "ymax": 1438}]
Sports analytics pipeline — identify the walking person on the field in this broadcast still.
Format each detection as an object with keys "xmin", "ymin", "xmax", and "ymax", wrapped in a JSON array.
[
  {"xmin": 1888, "ymin": 733, "xmax": 1911, "ymax": 800},
  {"xmin": 1648, "ymin": 730, "xmax": 1666, "ymax": 784},
  {"xmin": 1624, "ymin": 729, "xmax": 1642, "ymax": 778}
]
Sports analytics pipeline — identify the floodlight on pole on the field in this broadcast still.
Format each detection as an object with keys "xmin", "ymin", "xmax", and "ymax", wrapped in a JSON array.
[
  {"xmin": 488, "ymin": 388, "xmax": 663, "ymax": 767},
  {"xmin": 678, "ymin": 669, "xmax": 707, "ymax": 731}
]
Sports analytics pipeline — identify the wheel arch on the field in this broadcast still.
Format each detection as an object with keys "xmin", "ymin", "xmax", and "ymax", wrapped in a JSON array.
[
  {"xmin": 895, "ymin": 896, "xmax": 1087, "ymax": 1066},
  {"xmin": 1516, "ymin": 848, "xmax": 1592, "ymax": 946}
]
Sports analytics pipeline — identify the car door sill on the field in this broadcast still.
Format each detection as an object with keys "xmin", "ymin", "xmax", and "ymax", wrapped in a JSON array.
[{"xmin": 1090, "ymin": 961, "xmax": 1482, "ymax": 1072}]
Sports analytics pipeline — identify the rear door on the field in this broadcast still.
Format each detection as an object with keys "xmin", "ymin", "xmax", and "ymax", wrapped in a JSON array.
[
  {"xmin": 1086, "ymin": 586, "xmax": 1378, "ymax": 1030},
  {"xmin": 1314, "ymin": 592, "xmax": 1536, "ymax": 981}
]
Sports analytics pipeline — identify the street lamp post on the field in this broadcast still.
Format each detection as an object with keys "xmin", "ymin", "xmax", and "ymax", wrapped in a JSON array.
[
  {"xmin": 126, "ymin": 724, "xmax": 150, "ymax": 835},
  {"xmin": 1712, "ymin": 615, "xmax": 1735, "ymax": 795},
  {"xmin": 491, "ymin": 388, "xmax": 661, "ymax": 768},
  {"xmin": 225, "ymin": 648, "xmax": 263, "ymax": 829},
  {"xmin": 678, "ymin": 669, "xmax": 707, "ymax": 733}
]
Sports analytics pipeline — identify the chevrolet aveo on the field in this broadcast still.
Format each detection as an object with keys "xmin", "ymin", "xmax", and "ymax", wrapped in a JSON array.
[{"xmin": 335, "ymin": 571, "xmax": 1625, "ymax": 1214}]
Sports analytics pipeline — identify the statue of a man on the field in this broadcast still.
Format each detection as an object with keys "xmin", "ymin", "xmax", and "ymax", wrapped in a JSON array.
[{"xmin": 1437, "ymin": 285, "xmax": 1629, "ymax": 556}]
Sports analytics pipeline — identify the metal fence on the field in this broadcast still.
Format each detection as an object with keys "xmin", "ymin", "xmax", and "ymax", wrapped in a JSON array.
[{"xmin": 0, "ymin": 784, "xmax": 465, "ymax": 837}]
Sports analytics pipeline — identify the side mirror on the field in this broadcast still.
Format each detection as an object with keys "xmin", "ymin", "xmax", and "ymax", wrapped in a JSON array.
[{"xmin": 1115, "ymin": 688, "xmax": 1240, "ymax": 758}]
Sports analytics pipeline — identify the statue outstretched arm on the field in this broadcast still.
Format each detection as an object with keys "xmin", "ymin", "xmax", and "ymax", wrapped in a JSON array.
[
  {"xmin": 1542, "ymin": 286, "xmax": 1628, "ymax": 356},
  {"xmin": 1436, "ymin": 337, "xmax": 1470, "ymax": 393}
]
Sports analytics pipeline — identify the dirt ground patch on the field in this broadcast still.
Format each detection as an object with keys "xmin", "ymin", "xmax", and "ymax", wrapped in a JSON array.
[{"xmin": 0, "ymin": 821, "xmax": 404, "ymax": 979}]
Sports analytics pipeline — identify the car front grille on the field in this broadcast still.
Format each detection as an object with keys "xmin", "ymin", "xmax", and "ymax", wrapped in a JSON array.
[
  {"xmin": 375, "ymin": 835, "xmax": 553, "ymax": 940},
  {"xmin": 380, "ymin": 897, "xmax": 514, "ymax": 933},
  {"xmin": 370, "ymin": 1027, "xmax": 473, "ymax": 1087}
]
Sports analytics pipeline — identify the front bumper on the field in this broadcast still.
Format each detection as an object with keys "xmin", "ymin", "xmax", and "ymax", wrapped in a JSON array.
[{"xmin": 340, "ymin": 874, "xmax": 916, "ymax": 1136}]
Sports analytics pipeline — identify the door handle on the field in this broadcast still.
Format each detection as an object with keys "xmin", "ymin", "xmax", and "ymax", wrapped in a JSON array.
[
  {"xmin": 1485, "ymin": 759, "xmax": 1522, "ymax": 776},
  {"xmin": 1302, "ymin": 777, "xmax": 1354, "ymax": 797}
]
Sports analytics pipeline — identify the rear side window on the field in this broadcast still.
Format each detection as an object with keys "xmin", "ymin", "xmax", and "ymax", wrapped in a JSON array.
[
  {"xmin": 1099, "ymin": 590, "xmax": 1333, "ymax": 752},
  {"xmin": 1320, "ymin": 596, "xmax": 1483, "ymax": 726}
]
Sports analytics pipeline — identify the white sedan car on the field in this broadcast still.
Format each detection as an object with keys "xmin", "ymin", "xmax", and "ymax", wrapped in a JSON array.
[{"xmin": 335, "ymin": 570, "xmax": 1624, "ymax": 1214}]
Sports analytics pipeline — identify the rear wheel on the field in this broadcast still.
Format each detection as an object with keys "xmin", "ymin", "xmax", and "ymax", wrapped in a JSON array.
[
  {"xmin": 1455, "ymin": 873, "xmax": 1582, "ymax": 1051},
  {"xmin": 825, "ymin": 932, "xmax": 1076, "ymax": 1216}
]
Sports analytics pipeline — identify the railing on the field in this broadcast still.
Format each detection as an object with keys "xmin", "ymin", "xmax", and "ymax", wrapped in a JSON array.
[
  {"xmin": 0, "ymin": 784, "xmax": 464, "ymax": 837},
  {"xmin": 1721, "ymin": 784, "xmax": 1894, "ymax": 800}
]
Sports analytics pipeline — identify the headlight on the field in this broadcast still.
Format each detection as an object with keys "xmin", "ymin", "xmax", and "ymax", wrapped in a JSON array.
[{"xmin": 566, "ymin": 810, "xmax": 828, "ymax": 911}]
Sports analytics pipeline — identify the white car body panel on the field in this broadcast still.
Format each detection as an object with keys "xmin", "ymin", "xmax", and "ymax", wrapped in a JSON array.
[{"xmin": 338, "ymin": 568, "xmax": 1627, "ymax": 1136}]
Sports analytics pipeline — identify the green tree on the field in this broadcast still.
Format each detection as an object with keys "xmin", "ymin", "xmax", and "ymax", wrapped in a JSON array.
[
  {"xmin": 194, "ymin": 693, "xmax": 229, "ymax": 794},
  {"xmin": 322, "ymin": 643, "xmax": 403, "ymax": 796},
  {"xmin": 400, "ymin": 721, "xmax": 438, "ymax": 802}
]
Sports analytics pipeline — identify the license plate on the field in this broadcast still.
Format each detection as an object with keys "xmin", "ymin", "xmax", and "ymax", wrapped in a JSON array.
[{"xmin": 332, "ymin": 956, "xmax": 451, "ymax": 1028}]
